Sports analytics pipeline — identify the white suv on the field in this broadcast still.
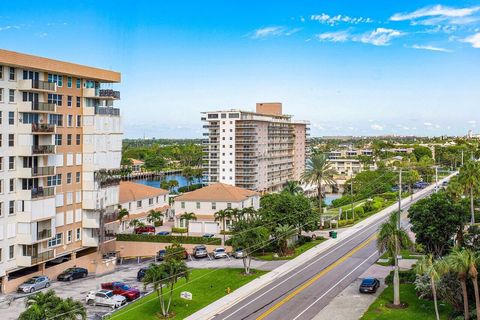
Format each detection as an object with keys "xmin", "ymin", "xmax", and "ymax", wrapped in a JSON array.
[
  {"xmin": 213, "ymin": 247, "xmax": 229, "ymax": 259},
  {"xmin": 86, "ymin": 289, "xmax": 126, "ymax": 309}
]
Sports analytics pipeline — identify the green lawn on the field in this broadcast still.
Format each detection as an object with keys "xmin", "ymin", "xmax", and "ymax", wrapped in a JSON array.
[
  {"xmin": 361, "ymin": 284, "xmax": 452, "ymax": 320},
  {"xmin": 377, "ymin": 249, "xmax": 422, "ymax": 266},
  {"xmin": 110, "ymin": 268, "xmax": 266, "ymax": 320},
  {"xmin": 253, "ymin": 238, "xmax": 326, "ymax": 261}
]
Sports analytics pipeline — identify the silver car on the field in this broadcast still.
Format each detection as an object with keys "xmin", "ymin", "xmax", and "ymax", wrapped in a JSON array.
[
  {"xmin": 213, "ymin": 247, "xmax": 229, "ymax": 259},
  {"xmin": 233, "ymin": 248, "xmax": 244, "ymax": 259},
  {"xmin": 17, "ymin": 276, "xmax": 50, "ymax": 293},
  {"xmin": 86, "ymin": 289, "xmax": 126, "ymax": 309}
]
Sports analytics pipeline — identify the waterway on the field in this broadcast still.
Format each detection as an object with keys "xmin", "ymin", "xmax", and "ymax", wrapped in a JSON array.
[{"xmin": 135, "ymin": 174, "xmax": 199, "ymax": 192}]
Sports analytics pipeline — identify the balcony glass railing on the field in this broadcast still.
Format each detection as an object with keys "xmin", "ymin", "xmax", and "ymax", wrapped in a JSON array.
[
  {"xmin": 32, "ymin": 166, "xmax": 55, "ymax": 177},
  {"xmin": 32, "ymin": 145, "xmax": 55, "ymax": 154},
  {"xmin": 31, "ymin": 250, "xmax": 54, "ymax": 265},
  {"xmin": 94, "ymin": 106, "xmax": 120, "ymax": 116},
  {"xmin": 31, "ymin": 101, "xmax": 56, "ymax": 112},
  {"xmin": 37, "ymin": 229, "xmax": 52, "ymax": 240},
  {"xmin": 99, "ymin": 89, "xmax": 120, "ymax": 99},
  {"xmin": 31, "ymin": 187, "xmax": 55, "ymax": 199},
  {"xmin": 32, "ymin": 123, "xmax": 55, "ymax": 133},
  {"xmin": 32, "ymin": 80, "xmax": 56, "ymax": 91}
]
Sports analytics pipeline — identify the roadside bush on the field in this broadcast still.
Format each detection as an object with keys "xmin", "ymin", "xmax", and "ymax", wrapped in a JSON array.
[
  {"xmin": 177, "ymin": 184, "xmax": 204, "ymax": 193},
  {"xmin": 338, "ymin": 219, "xmax": 354, "ymax": 227},
  {"xmin": 153, "ymin": 221, "xmax": 163, "ymax": 227},
  {"xmin": 171, "ymin": 227, "xmax": 187, "ymax": 234},
  {"xmin": 297, "ymin": 235, "xmax": 313, "ymax": 245},
  {"xmin": 116, "ymin": 233, "xmax": 221, "ymax": 245},
  {"xmin": 380, "ymin": 192, "xmax": 397, "ymax": 201},
  {"xmin": 354, "ymin": 206, "xmax": 365, "ymax": 218},
  {"xmin": 385, "ymin": 269, "xmax": 416, "ymax": 285},
  {"xmin": 220, "ymin": 230, "xmax": 233, "ymax": 235},
  {"xmin": 331, "ymin": 195, "xmax": 354, "ymax": 208}
]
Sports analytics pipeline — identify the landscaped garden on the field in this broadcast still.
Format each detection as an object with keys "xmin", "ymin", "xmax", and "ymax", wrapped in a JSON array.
[{"xmin": 253, "ymin": 237, "xmax": 326, "ymax": 261}]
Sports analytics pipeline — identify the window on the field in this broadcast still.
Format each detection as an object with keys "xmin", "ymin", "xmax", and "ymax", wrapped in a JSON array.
[
  {"xmin": 76, "ymin": 172, "xmax": 81, "ymax": 183},
  {"xmin": 0, "ymin": 111, "xmax": 2, "ymax": 124},
  {"xmin": 0, "ymin": 248, "xmax": 2, "ymax": 262},
  {"xmin": 68, "ymin": 115, "xmax": 73, "ymax": 127},
  {"xmin": 0, "ymin": 133, "xmax": 2, "ymax": 147},
  {"xmin": 211, "ymin": 202, "xmax": 216, "ymax": 210},
  {"xmin": 76, "ymin": 115, "xmax": 81, "ymax": 127},
  {"xmin": 149, "ymin": 198, "xmax": 153, "ymax": 205},
  {"xmin": 48, "ymin": 233, "xmax": 62, "ymax": 247},
  {"xmin": 67, "ymin": 76, "xmax": 72, "ymax": 88},
  {"xmin": 8, "ymin": 134, "xmax": 14, "ymax": 147},
  {"xmin": 0, "ymin": 157, "xmax": 2, "ymax": 171},
  {"xmin": 137, "ymin": 200, "xmax": 142, "ymax": 208},
  {"xmin": 47, "ymin": 174, "xmax": 62, "ymax": 186},
  {"xmin": 9, "ymin": 179, "xmax": 14, "ymax": 192},
  {"xmin": 76, "ymin": 79, "xmax": 81, "ymax": 89},
  {"xmin": 0, "ymin": 65, "xmax": 3, "ymax": 79},
  {"xmin": 8, "ymin": 111, "xmax": 14, "ymax": 125},
  {"xmin": 67, "ymin": 230, "xmax": 72, "ymax": 243},
  {"xmin": 48, "ymin": 93, "xmax": 63, "ymax": 106},
  {"xmin": 9, "ymin": 67, "xmax": 15, "ymax": 81},
  {"xmin": 67, "ymin": 172, "xmax": 72, "ymax": 184},
  {"xmin": 76, "ymin": 96, "xmax": 80, "ymax": 107},
  {"xmin": 76, "ymin": 228, "xmax": 81, "ymax": 240},
  {"xmin": 67, "ymin": 134, "xmax": 72, "ymax": 145},
  {"xmin": 8, "ymin": 157, "xmax": 14, "ymax": 170},
  {"xmin": 9, "ymin": 89, "xmax": 15, "ymax": 102},
  {"xmin": 9, "ymin": 245, "xmax": 14, "ymax": 259},
  {"xmin": 9, "ymin": 200, "xmax": 15, "ymax": 214},
  {"xmin": 0, "ymin": 202, "xmax": 2, "ymax": 216},
  {"xmin": 181, "ymin": 202, "xmax": 185, "ymax": 209},
  {"xmin": 55, "ymin": 134, "xmax": 62, "ymax": 146},
  {"xmin": 48, "ymin": 74, "xmax": 63, "ymax": 86},
  {"xmin": 49, "ymin": 114, "xmax": 63, "ymax": 126},
  {"xmin": 196, "ymin": 202, "xmax": 200, "ymax": 209},
  {"xmin": 67, "ymin": 95, "xmax": 72, "ymax": 107},
  {"xmin": 0, "ymin": 88, "xmax": 3, "ymax": 102},
  {"xmin": 76, "ymin": 134, "xmax": 81, "ymax": 145},
  {"xmin": 227, "ymin": 203, "xmax": 232, "ymax": 209}
]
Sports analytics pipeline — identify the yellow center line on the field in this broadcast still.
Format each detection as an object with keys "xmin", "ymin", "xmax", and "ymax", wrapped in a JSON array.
[{"xmin": 256, "ymin": 234, "xmax": 377, "ymax": 320}]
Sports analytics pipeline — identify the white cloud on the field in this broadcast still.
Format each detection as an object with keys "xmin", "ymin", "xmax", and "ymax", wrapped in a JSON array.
[
  {"xmin": 311, "ymin": 13, "xmax": 373, "ymax": 26},
  {"xmin": 391, "ymin": 5, "xmax": 480, "ymax": 22},
  {"xmin": 410, "ymin": 44, "xmax": 452, "ymax": 52},
  {"xmin": 0, "ymin": 25, "xmax": 20, "ymax": 31},
  {"xmin": 424, "ymin": 122, "xmax": 433, "ymax": 126},
  {"xmin": 370, "ymin": 124, "xmax": 384, "ymax": 131},
  {"xmin": 359, "ymin": 28, "xmax": 404, "ymax": 46},
  {"xmin": 468, "ymin": 120, "xmax": 477, "ymax": 124},
  {"xmin": 317, "ymin": 30, "xmax": 350, "ymax": 42},
  {"xmin": 250, "ymin": 26, "xmax": 301, "ymax": 39},
  {"xmin": 463, "ymin": 33, "xmax": 480, "ymax": 48}
]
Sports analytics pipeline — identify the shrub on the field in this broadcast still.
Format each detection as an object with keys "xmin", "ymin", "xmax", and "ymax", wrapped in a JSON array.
[
  {"xmin": 331, "ymin": 195, "xmax": 354, "ymax": 207},
  {"xmin": 354, "ymin": 206, "xmax": 365, "ymax": 218},
  {"xmin": 116, "ymin": 233, "xmax": 221, "ymax": 245},
  {"xmin": 153, "ymin": 221, "xmax": 163, "ymax": 227},
  {"xmin": 385, "ymin": 269, "xmax": 416, "ymax": 285},
  {"xmin": 171, "ymin": 227, "xmax": 187, "ymax": 234},
  {"xmin": 297, "ymin": 235, "xmax": 313, "ymax": 245},
  {"xmin": 220, "ymin": 230, "xmax": 233, "ymax": 235},
  {"xmin": 177, "ymin": 184, "xmax": 204, "ymax": 193},
  {"xmin": 338, "ymin": 219, "xmax": 354, "ymax": 227},
  {"xmin": 379, "ymin": 192, "xmax": 397, "ymax": 201}
]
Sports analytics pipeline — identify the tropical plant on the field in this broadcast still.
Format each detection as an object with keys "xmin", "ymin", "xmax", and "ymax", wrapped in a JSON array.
[
  {"xmin": 415, "ymin": 255, "xmax": 442, "ymax": 320},
  {"xmin": 129, "ymin": 218, "xmax": 145, "ymax": 229},
  {"xmin": 214, "ymin": 209, "xmax": 232, "ymax": 244},
  {"xmin": 458, "ymin": 160, "xmax": 480, "ymax": 225},
  {"xmin": 117, "ymin": 207, "xmax": 130, "ymax": 222},
  {"xmin": 301, "ymin": 154, "xmax": 337, "ymax": 222},
  {"xmin": 282, "ymin": 180, "xmax": 304, "ymax": 195},
  {"xmin": 168, "ymin": 179, "xmax": 179, "ymax": 192},
  {"xmin": 182, "ymin": 167, "xmax": 195, "ymax": 189},
  {"xmin": 179, "ymin": 212, "xmax": 197, "ymax": 236},
  {"xmin": 274, "ymin": 224, "xmax": 297, "ymax": 256},
  {"xmin": 447, "ymin": 176, "xmax": 468, "ymax": 247},
  {"xmin": 160, "ymin": 180, "xmax": 170, "ymax": 190},
  {"xmin": 147, "ymin": 209, "xmax": 164, "ymax": 227},
  {"xmin": 19, "ymin": 290, "xmax": 86, "ymax": 320},
  {"xmin": 50, "ymin": 297, "xmax": 87, "ymax": 320},
  {"xmin": 377, "ymin": 212, "xmax": 413, "ymax": 306}
]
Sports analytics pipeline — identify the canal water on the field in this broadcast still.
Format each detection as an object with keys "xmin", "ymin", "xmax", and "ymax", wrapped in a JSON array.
[{"xmin": 135, "ymin": 174, "xmax": 199, "ymax": 192}]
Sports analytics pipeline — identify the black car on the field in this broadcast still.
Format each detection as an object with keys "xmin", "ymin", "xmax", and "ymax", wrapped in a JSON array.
[
  {"xmin": 57, "ymin": 267, "xmax": 88, "ymax": 281},
  {"xmin": 156, "ymin": 249, "xmax": 166, "ymax": 261},
  {"xmin": 137, "ymin": 266, "xmax": 151, "ymax": 281},
  {"xmin": 359, "ymin": 278, "xmax": 380, "ymax": 293}
]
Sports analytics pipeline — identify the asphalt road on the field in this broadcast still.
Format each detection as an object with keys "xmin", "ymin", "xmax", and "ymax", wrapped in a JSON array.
[{"xmin": 211, "ymin": 186, "xmax": 441, "ymax": 320}]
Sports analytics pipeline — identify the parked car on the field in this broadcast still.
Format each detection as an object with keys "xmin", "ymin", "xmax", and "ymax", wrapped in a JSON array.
[
  {"xmin": 413, "ymin": 181, "xmax": 429, "ymax": 189},
  {"xmin": 233, "ymin": 248, "xmax": 244, "ymax": 259},
  {"xmin": 86, "ymin": 289, "xmax": 126, "ymax": 309},
  {"xmin": 203, "ymin": 233, "xmax": 215, "ymax": 238},
  {"xmin": 193, "ymin": 245, "xmax": 208, "ymax": 258},
  {"xmin": 57, "ymin": 267, "xmax": 88, "ymax": 281},
  {"xmin": 359, "ymin": 278, "xmax": 380, "ymax": 293},
  {"xmin": 17, "ymin": 276, "xmax": 50, "ymax": 293},
  {"xmin": 157, "ymin": 231, "xmax": 171, "ymax": 236},
  {"xmin": 101, "ymin": 282, "xmax": 140, "ymax": 301},
  {"xmin": 156, "ymin": 249, "xmax": 166, "ymax": 261},
  {"xmin": 49, "ymin": 255, "xmax": 70, "ymax": 264},
  {"xmin": 137, "ymin": 267, "xmax": 149, "ymax": 281},
  {"xmin": 134, "ymin": 225, "xmax": 155, "ymax": 234},
  {"xmin": 213, "ymin": 247, "xmax": 229, "ymax": 259}
]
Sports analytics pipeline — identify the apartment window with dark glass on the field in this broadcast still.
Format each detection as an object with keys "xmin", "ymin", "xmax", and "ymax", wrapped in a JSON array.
[
  {"xmin": 67, "ymin": 95, "xmax": 72, "ymax": 107},
  {"xmin": 67, "ymin": 76, "xmax": 72, "ymax": 88},
  {"xmin": 0, "ymin": 65, "xmax": 3, "ymax": 79},
  {"xmin": 76, "ymin": 134, "xmax": 81, "ymax": 145},
  {"xmin": 9, "ymin": 179, "xmax": 14, "ymax": 192},
  {"xmin": 76, "ymin": 78, "xmax": 81, "ymax": 89},
  {"xmin": 49, "ymin": 114, "xmax": 63, "ymax": 126},
  {"xmin": 8, "ymin": 157, "xmax": 14, "ymax": 170},
  {"xmin": 8, "ymin": 111, "xmax": 14, "ymax": 125},
  {"xmin": 0, "ymin": 134, "xmax": 2, "ymax": 147},
  {"xmin": 9, "ymin": 67, "xmax": 15, "ymax": 80},
  {"xmin": 55, "ymin": 134, "xmax": 62, "ymax": 146},
  {"xmin": 48, "ymin": 74, "xmax": 63, "ymax": 86},
  {"xmin": 76, "ymin": 96, "xmax": 80, "ymax": 107},
  {"xmin": 76, "ymin": 115, "xmax": 81, "ymax": 127},
  {"xmin": 48, "ymin": 93, "xmax": 63, "ymax": 106},
  {"xmin": 9, "ymin": 245, "xmax": 14, "ymax": 259},
  {"xmin": 8, "ymin": 134, "xmax": 14, "ymax": 147},
  {"xmin": 67, "ymin": 173, "xmax": 72, "ymax": 184},
  {"xmin": 9, "ymin": 89, "xmax": 15, "ymax": 102},
  {"xmin": 0, "ymin": 88, "xmax": 3, "ymax": 102},
  {"xmin": 9, "ymin": 201, "xmax": 15, "ymax": 214},
  {"xmin": 67, "ymin": 134, "xmax": 72, "ymax": 145},
  {"xmin": 76, "ymin": 172, "xmax": 81, "ymax": 183},
  {"xmin": 47, "ymin": 174, "xmax": 62, "ymax": 186}
]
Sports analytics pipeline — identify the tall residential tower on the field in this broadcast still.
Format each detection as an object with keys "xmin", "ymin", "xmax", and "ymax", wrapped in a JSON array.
[
  {"xmin": 0, "ymin": 49, "xmax": 122, "ymax": 292},
  {"xmin": 202, "ymin": 103, "xmax": 308, "ymax": 193}
]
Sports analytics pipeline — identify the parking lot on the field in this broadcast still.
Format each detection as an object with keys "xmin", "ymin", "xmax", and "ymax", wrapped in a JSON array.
[{"xmin": 1, "ymin": 253, "xmax": 284, "ymax": 319}]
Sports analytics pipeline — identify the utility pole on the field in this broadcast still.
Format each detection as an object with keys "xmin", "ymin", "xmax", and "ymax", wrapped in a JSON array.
[
  {"xmin": 435, "ymin": 166, "xmax": 438, "ymax": 193},
  {"xmin": 350, "ymin": 173, "xmax": 354, "ymax": 221},
  {"xmin": 397, "ymin": 168, "xmax": 402, "ymax": 230},
  {"xmin": 461, "ymin": 150, "xmax": 464, "ymax": 166}
]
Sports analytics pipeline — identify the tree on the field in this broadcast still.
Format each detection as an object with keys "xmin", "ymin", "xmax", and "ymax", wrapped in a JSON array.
[
  {"xmin": 143, "ymin": 259, "xmax": 189, "ymax": 317},
  {"xmin": 413, "ymin": 146, "xmax": 433, "ymax": 161},
  {"xmin": 230, "ymin": 218, "xmax": 269, "ymax": 274},
  {"xmin": 282, "ymin": 181, "xmax": 303, "ymax": 195},
  {"xmin": 182, "ymin": 167, "xmax": 195, "ymax": 189},
  {"xmin": 301, "ymin": 154, "xmax": 337, "ymax": 216},
  {"xmin": 179, "ymin": 212, "xmax": 197, "ymax": 236},
  {"xmin": 458, "ymin": 160, "xmax": 480, "ymax": 225},
  {"xmin": 377, "ymin": 212, "xmax": 412, "ymax": 306},
  {"xmin": 274, "ymin": 224, "xmax": 297, "ymax": 256},
  {"xmin": 129, "ymin": 218, "xmax": 145, "ymax": 229},
  {"xmin": 168, "ymin": 179, "xmax": 179, "ymax": 193},
  {"xmin": 215, "ymin": 209, "xmax": 232, "ymax": 244},
  {"xmin": 147, "ymin": 209, "xmax": 164, "ymax": 227},
  {"xmin": 404, "ymin": 169, "xmax": 420, "ymax": 199},
  {"xmin": 408, "ymin": 192, "xmax": 465, "ymax": 257},
  {"xmin": 160, "ymin": 180, "xmax": 170, "ymax": 190},
  {"xmin": 19, "ymin": 290, "xmax": 86, "ymax": 320},
  {"xmin": 415, "ymin": 255, "xmax": 441, "ymax": 320},
  {"xmin": 357, "ymin": 155, "xmax": 373, "ymax": 170},
  {"xmin": 446, "ymin": 248, "xmax": 480, "ymax": 320}
]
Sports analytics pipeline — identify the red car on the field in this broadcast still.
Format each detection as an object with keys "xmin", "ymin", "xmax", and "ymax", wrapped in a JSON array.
[
  {"xmin": 134, "ymin": 225, "xmax": 155, "ymax": 234},
  {"xmin": 101, "ymin": 282, "xmax": 140, "ymax": 301}
]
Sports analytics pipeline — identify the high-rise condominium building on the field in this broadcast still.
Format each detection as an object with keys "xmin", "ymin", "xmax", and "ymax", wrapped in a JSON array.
[
  {"xmin": 202, "ymin": 103, "xmax": 308, "ymax": 193},
  {"xmin": 0, "ymin": 49, "xmax": 122, "ymax": 292}
]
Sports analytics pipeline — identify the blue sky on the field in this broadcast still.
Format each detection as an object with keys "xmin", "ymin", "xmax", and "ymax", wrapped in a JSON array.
[{"xmin": 1, "ymin": 0, "xmax": 480, "ymax": 138}]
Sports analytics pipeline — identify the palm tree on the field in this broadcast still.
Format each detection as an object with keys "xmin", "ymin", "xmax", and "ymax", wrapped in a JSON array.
[
  {"xmin": 301, "ymin": 154, "xmax": 337, "ymax": 221},
  {"xmin": 283, "ymin": 180, "xmax": 304, "ymax": 195},
  {"xmin": 447, "ymin": 176, "xmax": 467, "ymax": 247},
  {"xmin": 129, "ymin": 218, "xmax": 145, "ymax": 229},
  {"xmin": 214, "ymin": 209, "xmax": 232, "ymax": 244},
  {"xmin": 240, "ymin": 207, "xmax": 258, "ymax": 221},
  {"xmin": 168, "ymin": 179, "xmax": 179, "ymax": 193},
  {"xmin": 117, "ymin": 207, "xmax": 129, "ymax": 232},
  {"xmin": 180, "ymin": 212, "xmax": 197, "ymax": 236},
  {"xmin": 20, "ymin": 290, "xmax": 86, "ymax": 320},
  {"xmin": 274, "ymin": 224, "xmax": 297, "ymax": 256},
  {"xmin": 51, "ymin": 297, "xmax": 87, "ymax": 320},
  {"xmin": 415, "ymin": 255, "xmax": 441, "ymax": 320},
  {"xmin": 458, "ymin": 160, "xmax": 480, "ymax": 225},
  {"xmin": 147, "ymin": 209, "xmax": 164, "ymax": 227},
  {"xmin": 377, "ymin": 212, "xmax": 413, "ymax": 306},
  {"xmin": 447, "ymin": 248, "xmax": 480, "ymax": 320}
]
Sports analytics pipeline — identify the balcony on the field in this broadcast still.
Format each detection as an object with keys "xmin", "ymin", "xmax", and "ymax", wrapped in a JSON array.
[
  {"xmin": 19, "ymin": 79, "xmax": 56, "ymax": 92},
  {"xmin": 32, "ymin": 166, "xmax": 55, "ymax": 177},
  {"xmin": 83, "ymin": 88, "xmax": 120, "ymax": 100},
  {"xmin": 37, "ymin": 229, "xmax": 52, "ymax": 241},
  {"xmin": 95, "ymin": 106, "xmax": 120, "ymax": 116},
  {"xmin": 17, "ymin": 250, "xmax": 55, "ymax": 267},
  {"xmin": 32, "ymin": 145, "xmax": 55, "ymax": 154},
  {"xmin": 32, "ymin": 123, "xmax": 55, "ymax": 134},
  {"xmin": 33, "ymin": 102, "xmax": 56, "ymax": 112},
  {"xmin": 31, "ymin": 187, "xmax": 55, "ymax": 199}
]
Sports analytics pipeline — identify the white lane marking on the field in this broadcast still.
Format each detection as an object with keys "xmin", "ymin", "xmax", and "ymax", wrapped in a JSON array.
[{"xmin": 292, "ymin": 251, "xmax": 379, "ymax": 320}]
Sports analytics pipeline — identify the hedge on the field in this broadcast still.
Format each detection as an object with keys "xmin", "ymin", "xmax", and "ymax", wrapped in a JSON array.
[
  {"xmin": 116, "ymin": 233, "xmax": 221, "ymax": 245},
  {"xmin": 385, "ymin": 269, "xmax": 417, "ymax": 285},
  {"xmin": 171, "ymin": 227, "xmax": 187, "ymax": 234}
]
